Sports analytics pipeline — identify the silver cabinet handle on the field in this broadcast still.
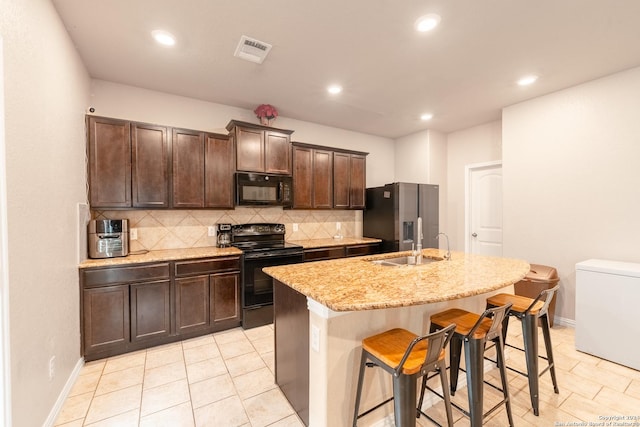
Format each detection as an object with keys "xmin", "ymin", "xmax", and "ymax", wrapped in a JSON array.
[{"xmin": 472, "ymin": 232, "xmax": 477, "ymax": 237}]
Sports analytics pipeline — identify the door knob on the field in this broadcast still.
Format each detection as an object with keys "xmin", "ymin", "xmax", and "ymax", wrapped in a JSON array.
[{"xmin": 472, "ymin": 232, "xmax": 477, "ymax": 237}]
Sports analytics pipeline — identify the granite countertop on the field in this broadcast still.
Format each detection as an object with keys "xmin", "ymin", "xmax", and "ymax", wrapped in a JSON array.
[
  {"xmin": 78, "ymin": 246, "xmax": 243, "ymax": 269},
  {"xmin": 263, "ymin": 249, "xmax": 530, "ymax": 311},
  {"xmin": 289, "ymin": 237, "xmax": 381, "ymax": 249},
  {"xmin": 78, "ymin": 237, "xmax": 381, "ymax": 269}
]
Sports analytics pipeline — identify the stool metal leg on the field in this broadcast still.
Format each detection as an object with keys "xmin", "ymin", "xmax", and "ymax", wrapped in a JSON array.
[
  {"xmin": 540, "ymin": 314, "xmax": 559, "ymax": 394},
  {"xmin": 352, "ymin": 350, "xmax": 368, "ymax": 427},
  {"xmin": 393, "ymin": 372, "xmax": 416, "ymax": 427},
  {"xmin": 495, "ymin": 336, "xmax": 515, "ymax": 426},
  {"xmin": 448, "ymin": 336, "xmax": 463, "ymax": 395},
  {"xmin": 464, "ymin": 338, "xmax": 485, "ymax": 427},
  {"xmin": 438, "ymin": 359, "xmax": 455, "ymax": 427},
  {"xmin": 522, "ymin": 312, "xmax": 540, "ymax": 416}
]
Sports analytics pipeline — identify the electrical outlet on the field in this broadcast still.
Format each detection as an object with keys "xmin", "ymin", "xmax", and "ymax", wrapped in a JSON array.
[
  {"xmin": 311, "ymin": 325, "xmax": 320, "ymax": 352},
  {"xmin": 49, "ymin": 356, "xmax": 55, "ymax": 380},
  {"xmin": 130, "ymin": 228, "xmax": 138, "ymax": 240},
  {"xmin": 208, "ymin": 226, "xmax": 216, "ymax": 237},
  {"xmin": 293, "ymin": 223, "xmax": 299, "ymax": 232}
]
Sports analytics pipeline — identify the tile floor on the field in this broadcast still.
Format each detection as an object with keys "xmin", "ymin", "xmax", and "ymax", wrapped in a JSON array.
[{"xmin": 54, "ymin": 320, "xmax": 640, "ymax": 426}]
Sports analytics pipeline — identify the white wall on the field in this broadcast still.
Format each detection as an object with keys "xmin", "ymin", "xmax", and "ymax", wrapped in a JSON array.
[
  {"xmin": 394, "ymin": 129, "xmax": 448, "ymax": 243},
  {"xmin": 503, "ymin": 66, "xmax": 640, "ymax": 321},
  {"xmin": 446, "ymin": 121, "xmax": 502, "ymax": 251},
  {"xmin": 1, "ymin": 0, "xmax": 91, "ymax": 425},
  {"xmin": 89, "ymin": 80, "xmax": 395, "ymax": 188}
]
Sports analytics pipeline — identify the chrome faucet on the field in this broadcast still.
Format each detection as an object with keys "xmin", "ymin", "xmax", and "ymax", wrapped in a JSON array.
[{"xmin": 436, "ymin": 232, "xmax": 451, "ymax": 261}]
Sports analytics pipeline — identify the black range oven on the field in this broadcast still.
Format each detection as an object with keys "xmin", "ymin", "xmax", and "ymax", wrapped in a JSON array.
[{"xmin": 232, "ymin": 223, "xmax": 304, "ymax": 329}]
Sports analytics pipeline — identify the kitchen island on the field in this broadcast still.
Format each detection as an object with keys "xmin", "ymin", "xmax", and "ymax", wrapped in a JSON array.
[{"xmin": 264, "ymin": 249, "xmax": 529, "ymax": 426}]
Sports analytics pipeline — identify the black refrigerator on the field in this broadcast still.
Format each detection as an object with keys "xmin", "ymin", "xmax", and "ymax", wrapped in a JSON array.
[{"xmin": 363, "ymin": 182, "xmax": 439, "ymax": 253}]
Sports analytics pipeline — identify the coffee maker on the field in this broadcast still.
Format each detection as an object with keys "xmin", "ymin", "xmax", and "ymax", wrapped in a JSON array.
[{"xmin": 216, "ymin": 223, "xmax": 232, "ymax": 248}]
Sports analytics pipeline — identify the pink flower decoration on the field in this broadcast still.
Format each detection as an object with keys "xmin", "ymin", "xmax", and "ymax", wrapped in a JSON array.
[{"xmin": 254, "ymin": 104, "xmax": 278, "ymax": 120}]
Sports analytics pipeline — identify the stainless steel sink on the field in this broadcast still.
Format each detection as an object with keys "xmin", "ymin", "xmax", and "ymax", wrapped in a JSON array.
[{"xmin": 370, "ymin": 256, "xmax": 442, "ymax": 266}]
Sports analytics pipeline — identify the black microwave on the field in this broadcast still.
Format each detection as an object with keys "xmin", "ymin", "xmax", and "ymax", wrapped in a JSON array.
[{"xmin": 235, "ymin": 172, "xmax": 293, "ymax": 207}]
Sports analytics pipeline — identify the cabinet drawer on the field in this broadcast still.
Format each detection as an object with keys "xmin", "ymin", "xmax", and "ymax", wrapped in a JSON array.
[
  {"xmin": 83, "ymin": 263, "xmax": 170, "ymax": 287},
  {"xmin": 345, "ymin": 244, "xmax": 379, "ymax": 257},
  {"xmin": 304, "ymin": 247, "xmax": 345, "ymax": 262},
  {"xmin": 175, "ymin": 257, "xmax": 240, "ymax": 277}
]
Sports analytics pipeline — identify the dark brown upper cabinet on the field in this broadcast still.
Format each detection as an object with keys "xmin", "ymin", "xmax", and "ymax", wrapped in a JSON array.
[
  {"xmin": 226, "ymin": 120, "xmax": 293, "ymax": 175},
  {"xmin": 88, "ymin": 116, "xmax": 132, "ymax": 208},
  {"xmin": 89, "ymin": 116, "xmax": 169, "ymax": 208},
  {"xmin": 292, "ymin": 143, "xmax": 333, "ymax": 209},
  {"xmin": 333, "ymin": 151, "xmax": 366, "ymax": 209},
  {"xmin": 88, "ymin": 116, "xmax": 233, "ymax": 209},
  {"xmin": 132, "ymin": 123, "xmax": 170, "ymax": 208},
  {"xmin": 204, "ymin": 133, "xmax": 234, "ymax": 208},
  {"xmin": 172, "ymin": 129, "xmax": 234, "ymax": 209},
  {"xmin": 172, "ymin": 129, "xmax": 205, "ymax": 208}
]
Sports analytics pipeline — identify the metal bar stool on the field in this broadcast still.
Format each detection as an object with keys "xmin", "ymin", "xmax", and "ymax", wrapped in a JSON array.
[
  {"xmin": 352, "ymin": 323, "xmax": 456, "ymax": 427},
  {"xmin": 429, "ymin": 303, "xmax": 514, "ymax": 427},
  {"xmin": 486, "ymin": 284, "xmax": 561, "ymax": 416}
]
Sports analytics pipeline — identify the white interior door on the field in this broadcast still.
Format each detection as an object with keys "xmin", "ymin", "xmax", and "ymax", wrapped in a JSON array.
[{"xmin": 466, "ymin": 161, "xmax": 503, "ymax": 256}]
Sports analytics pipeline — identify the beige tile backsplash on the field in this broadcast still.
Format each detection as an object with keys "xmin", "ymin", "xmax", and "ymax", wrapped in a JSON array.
[{"xmin": 93, "ymin": 208, "xmax": 363, "ymax": 252}]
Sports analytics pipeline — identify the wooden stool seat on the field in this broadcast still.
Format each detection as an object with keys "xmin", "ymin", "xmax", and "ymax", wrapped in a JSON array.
[
  {"xmin": 363, "ymin": 328, "xmax": 445, "ymax": 375},
  {"xmin": 487, "ymin": 293, "xmax": 544, "ymax": 314},
  {"xmin": 430, "ymin": 308, "xmax": 493, "ymax": 339}
]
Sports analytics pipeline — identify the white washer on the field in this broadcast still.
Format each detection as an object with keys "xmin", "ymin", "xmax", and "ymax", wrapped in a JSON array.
[{"xmin": 576, "ymin": 259, "xmax": 640, "ymax": 370}]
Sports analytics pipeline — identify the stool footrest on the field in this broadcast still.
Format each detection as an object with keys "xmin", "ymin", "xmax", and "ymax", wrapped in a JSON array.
[
  {"xmin": 355, "ymin": 396, "xmax": 394, "ymax": 421},
  {"xmin": 426, "ymin": 383, "xmax": 510, "ymax": 423}
]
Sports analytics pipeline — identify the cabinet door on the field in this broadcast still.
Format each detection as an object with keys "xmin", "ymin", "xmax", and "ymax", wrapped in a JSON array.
[
  {"xmin": 349, "ymin": 154, "xmax": 366, "ymax": 209},
  {"xmin": 132, "ymin": 123, "xmax": 169, "ymax": 207},
  {"xmin": 130, "ymin": 280, "xmax": 170, "ymax": 342},
  {"xmin": 313, "ymin": 149, "xmax": 333, "ymax": 208},
  {"xmin": 175, "ymin": 275, "xmax": 210, "ymax": 334},
  {"xmin": 236, "ymin": 127, "xmax": 265, "ymax": 172},
  {"xmin": 204, "ymin": 134, "xmax": 234, "ymax": 208},
  {"xmin": 292, "ymin": 146, "xmax": 313, "ymax": 209},
  {"xmin": 172, "ymin": 129, "xmax": 205, "ymax": 207},
  {"xmin": 333, "ymin": 152, "xmax": 350, "ymax": 209},
  {"xmin": 83, "ymin": 285, "xmax": 130, "ymax": 355},
  {"xmin": 265, "ymin": 131, "xmax": 291, "ymax": 174},
  {"xmin": 88, "ymin": 117, "xmax": 131, "ymax": 208},
  {"xmin": 211, "ymin": 272, "xmax": 241, "ymax": 325}
]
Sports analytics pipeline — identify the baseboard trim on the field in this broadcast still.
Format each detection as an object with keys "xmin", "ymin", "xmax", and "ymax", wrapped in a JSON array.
[
  {"xmin": 553, "ymin": 316, "xmax": 575, "ymax": 328},
  {"xmin": 43, "ymin": 357, "xmax": 84, "ymax": 427}
]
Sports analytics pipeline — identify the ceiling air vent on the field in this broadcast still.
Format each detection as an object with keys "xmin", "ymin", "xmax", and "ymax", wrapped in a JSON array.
[{"xmin": 234, "ymin": 35, "xmax": 272, "ymax": 64}]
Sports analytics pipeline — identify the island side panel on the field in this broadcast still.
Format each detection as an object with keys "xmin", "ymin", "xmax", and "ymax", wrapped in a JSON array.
[{"xmin": 274, "ymin": 279, "xmax": 310, "ymax": 425}]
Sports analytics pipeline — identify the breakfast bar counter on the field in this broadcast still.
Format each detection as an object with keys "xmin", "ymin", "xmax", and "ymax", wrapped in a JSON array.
[{"xmin": 264, "ymin": 249, "xmax": 529, "ymax": 426}]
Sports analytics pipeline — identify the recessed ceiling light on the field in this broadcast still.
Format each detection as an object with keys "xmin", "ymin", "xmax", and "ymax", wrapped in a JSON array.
[
  {"xmin": 327, "ymin": 85, "xmax": 342, "ymax": 95},
  {"xmin": 420, "ymin": 113, "xmax": 434, "ymax": 121},
  {"xmin": 151, "ymin": 30, "xmax": 176, "ymax": 47},
  {"xmin": 415, "ymin": 14, "xmax": 441, "ymax": 32},
  {"xmin": 517, "ymin": 75, "xmax": 538, "ymax": 86}
]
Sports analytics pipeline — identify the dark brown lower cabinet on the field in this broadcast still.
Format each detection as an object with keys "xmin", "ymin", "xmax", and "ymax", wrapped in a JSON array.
[
  {"xmin": 130, "ymin": 280, "xmax": 171, "ymax": 342},
  {"xmin": 81, "ymin": 257, "xmax": 240, "ymax": 361},
  {"xmin": 83, "ymin": 285, "xmax": 130, "ymax": 356},
  {"xmin": 211, "ymin": 273, "xmax": 240, "ymax": 324},
  {"xmin": 175, "ymin": 275, "xmax": 210, "ymax": 334},
  {"xmin": 303, "ymin": 242, "xmax": 380, "ymax": 262},
  {"xmin": 175, "ymin": 271, "xmax": 241, "ymax": 333}
]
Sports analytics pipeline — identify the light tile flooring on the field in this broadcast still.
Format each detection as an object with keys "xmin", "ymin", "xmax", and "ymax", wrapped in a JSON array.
[{"xmin": 54, "ymin": 320, "xmax": 640, "ymax": 426}]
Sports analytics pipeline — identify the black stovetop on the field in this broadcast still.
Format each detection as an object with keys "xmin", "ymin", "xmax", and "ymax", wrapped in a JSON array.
[{"xmin": 231, "ymin": 223, "xmax": 302, "ymax": 254}]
